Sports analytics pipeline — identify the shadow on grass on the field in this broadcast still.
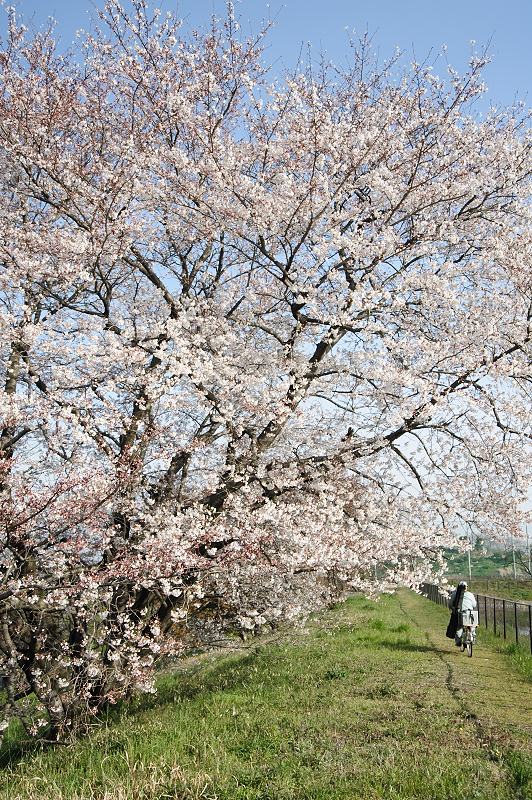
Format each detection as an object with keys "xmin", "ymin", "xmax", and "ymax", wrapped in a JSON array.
[
  {"xmin": 0, "ymin": 631, "xmax": 450, "ymax": 770},
  {"xmin": 353, "ymin": 636, "xmax": 447, "ymax": 655},
  {"xmin": 111, "ymin": 646, "xmax": 270, "ymax": 719},
  {"xmin": 381, "ymin": 640, "xmax": 449, "ymax": 655},
  {"xmin": 0, "ymin": 737, "xmax": 47, "ymax": 771},
  {"xmin": 0, "ymin": 648, "xmax": 265, "ymax": 770}
]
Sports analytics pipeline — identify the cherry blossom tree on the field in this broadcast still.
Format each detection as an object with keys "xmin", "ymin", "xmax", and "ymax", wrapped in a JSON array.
[{"xmin": 0, "ymin": 0, "xmax": 530, "ymax": 738}]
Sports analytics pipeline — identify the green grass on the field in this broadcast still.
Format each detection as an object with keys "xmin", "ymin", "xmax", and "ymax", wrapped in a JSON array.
[
  {"xmin": 499, "ymin": 642, "xmax": 532, "ymax": 683},
  {"xmin": 471, "ymin": 627, "xmax": 532, "ymax": 682},
  {"xmin": 1, "ymin": 592, "xmax": 530, "ymax": 800}
]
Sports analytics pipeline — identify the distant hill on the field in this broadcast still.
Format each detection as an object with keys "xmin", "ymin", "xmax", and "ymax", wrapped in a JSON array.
[{"xmin": 444, "ymin": 548, "xmax": 528, "ymax": 578}]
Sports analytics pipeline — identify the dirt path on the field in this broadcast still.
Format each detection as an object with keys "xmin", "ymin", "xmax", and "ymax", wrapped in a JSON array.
[{"xmin": 398, "ymin": 590, "xmax": 532, "ymax": 753}]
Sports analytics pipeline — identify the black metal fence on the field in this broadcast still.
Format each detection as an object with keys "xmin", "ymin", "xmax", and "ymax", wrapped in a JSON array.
[{"xmin": 421, "ymin": 583, "xmax": 532, "ymax": 655}]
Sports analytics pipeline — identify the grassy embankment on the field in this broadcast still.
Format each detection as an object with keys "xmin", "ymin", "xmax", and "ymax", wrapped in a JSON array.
[
  {"xmin": 446, "ymin": 549, "xmax": 531, "ymax": 583},
  {"xmin": 1, "ymin": 591, "xmax": 531, "ymax": 800},
  {"xmin": 465, "ymin": 579, "xmax": 532, "ymax": 603}
]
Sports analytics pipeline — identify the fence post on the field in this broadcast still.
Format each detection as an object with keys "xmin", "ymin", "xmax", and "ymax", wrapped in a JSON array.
[
  {"xmin": 503, "ymin": 599, "xmax": 506, "ymax": 640},
  {"xmin": 493, "ymin": 597, "xmax": 497, "ymax": 636},
  {"xmin": 514, "ymin": 603, "xmax": 519, "ymax": 646},
  {"xmin": 484, "ymin": 595, "xmax": 487, "ymax": 629}
]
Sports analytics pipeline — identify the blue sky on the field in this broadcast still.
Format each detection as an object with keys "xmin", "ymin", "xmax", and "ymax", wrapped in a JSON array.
[{"xmin": 2, "ymin": 0, "xmax": 531, "ymax": 109}]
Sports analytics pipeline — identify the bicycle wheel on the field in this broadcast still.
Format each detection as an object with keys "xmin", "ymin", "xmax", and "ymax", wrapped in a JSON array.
[{"xmin": 466, "ymin": 639, "xmax": 473, "ymax": 657}]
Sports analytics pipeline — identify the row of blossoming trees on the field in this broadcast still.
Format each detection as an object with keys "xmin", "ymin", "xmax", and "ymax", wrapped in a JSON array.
[{"xmin": 0, "ymin": 0, "xmax": 530, "ymax": 740}]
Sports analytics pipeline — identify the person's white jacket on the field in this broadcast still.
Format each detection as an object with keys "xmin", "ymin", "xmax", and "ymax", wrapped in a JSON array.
[{"xmin": 457, "ymin": 590, "xmax": 477, "ymax": 611}]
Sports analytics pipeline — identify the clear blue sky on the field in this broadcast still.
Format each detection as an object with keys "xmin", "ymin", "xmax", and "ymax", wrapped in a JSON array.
[{"xmin": 2, "ymin": 1, "xmax": 530, "ymax": 109}]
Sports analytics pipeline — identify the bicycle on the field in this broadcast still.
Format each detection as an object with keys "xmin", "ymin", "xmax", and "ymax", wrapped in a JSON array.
[{"xmin": 458, "ymin": 608, "xmax": 478, "ymax": 657}]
